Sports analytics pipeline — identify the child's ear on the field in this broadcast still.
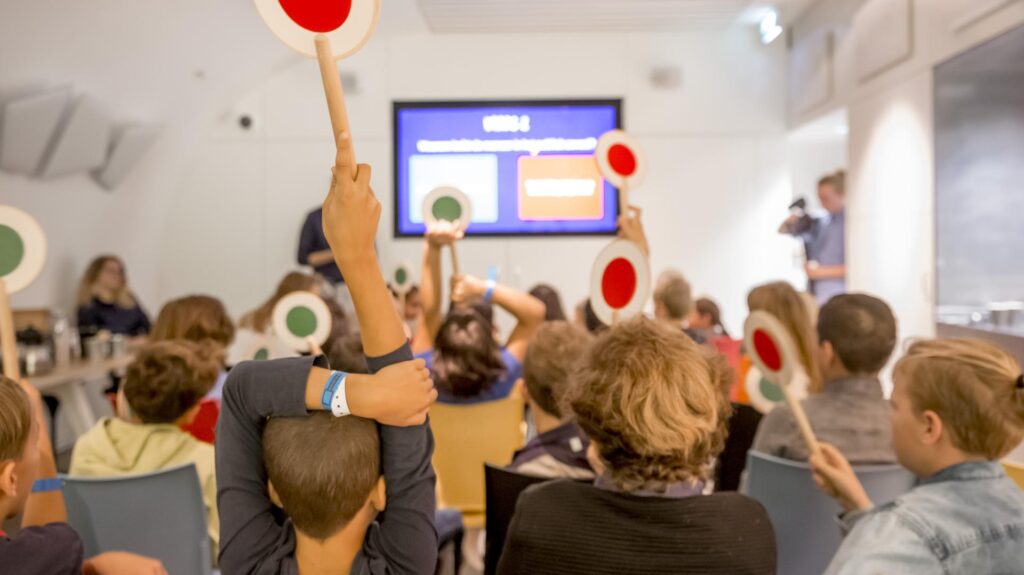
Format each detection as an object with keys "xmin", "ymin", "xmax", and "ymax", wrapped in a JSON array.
[
  {"xmin": 515, "ymin": 378, "xmax": 530, "ymax": 404},
  {"xmin": 369, "ymin": 476, "xmax": 386, "ymax": 512},
  {"xmin": 819, "ymin": 341, "xmax": 836, "ymax": 370},
  {"xmin": 920, "ymin": 410, "xmax": 944, "ymax": 446},
  {"xmin": 267, "ymin": 480, "xmax": 283, "ymax": 508},
  {"xmin": 0, "ymin": 460, "xmax": 18, "ymax": 499}
]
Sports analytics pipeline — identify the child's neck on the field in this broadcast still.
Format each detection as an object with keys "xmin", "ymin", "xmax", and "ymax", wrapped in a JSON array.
[
  {"xmin": 530, "ymin": 404, "xmax": 564, "ymax": 436},
  {"xmin": 294, "ymin": 513, "xmax": 372, "ymax": 575},
  {"xmin": 916, "ymin": 451, "xmax": 988, "ymax": 479}
]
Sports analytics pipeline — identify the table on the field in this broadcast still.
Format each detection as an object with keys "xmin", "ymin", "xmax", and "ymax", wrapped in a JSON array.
[{"xmin": 28, "ymin": 355, "xmax": 134, "ymax": 437}]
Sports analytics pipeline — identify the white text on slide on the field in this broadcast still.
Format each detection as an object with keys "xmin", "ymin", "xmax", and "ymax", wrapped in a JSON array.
[
  {"xmin": 524, "ymin": 179, "xmax": 597, "ymax": 198},
  {"xmin": 416, "ymin": 137, "xmax": 598, "ymax": 156}
]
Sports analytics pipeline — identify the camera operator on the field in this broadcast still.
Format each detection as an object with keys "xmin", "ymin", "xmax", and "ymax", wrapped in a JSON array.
[{"xmin": 780, "ymin": 170, "xmax": 847, "ymax": 304}]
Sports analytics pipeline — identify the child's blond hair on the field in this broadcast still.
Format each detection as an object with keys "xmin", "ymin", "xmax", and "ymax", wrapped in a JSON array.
[{"xmin": 895, "ymin": 338, "xmax": 1024, "ymax": 459}]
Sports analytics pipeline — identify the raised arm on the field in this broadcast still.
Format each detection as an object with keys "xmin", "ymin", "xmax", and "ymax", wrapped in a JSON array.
[
  {"xmin": 451, "ymin": 276, "xmax": 545, "ymax": 362},
  {"xmin": 322, "ymin": 131, "xmax": 439, "ymax": 573},
  {"xmin": 412, "ymin": 224, "xmax": 462, "ymax": 354},
  {"xmin": 19, "ymin": 379, "xmax": 66, "ymax": 528}
]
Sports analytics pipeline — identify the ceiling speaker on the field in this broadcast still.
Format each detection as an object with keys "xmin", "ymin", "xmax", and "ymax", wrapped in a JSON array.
[
  {"xmin": 0, "ymin": 87, "xmax": 72, "ymax": 175},
  {"xmin": 92, "ymin": 124, "xmax": 160, "ymax": 191},
  {"xmin": 40, "ymin": 95, "xmax": 113, "ymax": 179}
]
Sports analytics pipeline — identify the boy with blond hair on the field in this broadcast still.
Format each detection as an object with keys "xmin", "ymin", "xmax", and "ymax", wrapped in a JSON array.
[
  {"xmin": 812, "ymin": 338, "xmax": 1024, "ymax": 573},
  {"xmin": 499, "ymin": 317, "xmax": 776, "ymax": 574}
]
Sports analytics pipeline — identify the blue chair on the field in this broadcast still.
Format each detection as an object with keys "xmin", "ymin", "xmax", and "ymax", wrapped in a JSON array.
[
  {"xmin": 743, "ymin": 451, "xmax": 915, "ymax": 575},
  {"xmin": 62, "ymin": 463, "xmax": 212, "ymax": 575}
]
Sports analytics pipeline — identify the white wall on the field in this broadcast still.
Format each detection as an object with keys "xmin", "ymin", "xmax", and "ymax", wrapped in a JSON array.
[
  {"xmin": 788, "ymin": 0, "xmax": 1024, "ymax": 340},
  {"xmin": 150, "ymin": 27, "xmax": 799, "ymax": 336},
  {"xmin": 1, "ymin": 1, "xmax": 799, "ymax": 339}
]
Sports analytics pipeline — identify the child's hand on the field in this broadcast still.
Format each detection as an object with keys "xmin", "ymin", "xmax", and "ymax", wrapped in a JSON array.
[
  {"xmin": 809, "ymin": 443, "xmax": 873, "ymax": 513},
  {"xmin": 426, "ymin": 221, "xmax": 464, "ymax": 248},
  {"xmin": 322, "ymin": 131, "xmax": 379, "ymax": 266},
  {"xmin": 83, "ymin": 552, "xmax": 167, "ymax": 575},
  {"xmin": 617, "ymin": 205, "xmax": 649, "ymax": 257},
  {"xmin": 450, "ymin": 275, "xmax": 485, "ymax": 303},
  {"xmin": 348, "ymin": 359, "xmax": 437, "ymax": 426}
]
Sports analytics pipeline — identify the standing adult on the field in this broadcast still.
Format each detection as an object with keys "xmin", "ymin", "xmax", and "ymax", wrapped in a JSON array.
[
  {"xmin": 76, "ymin": 255, "xmax": 150, "ymax": 340},
  {"xmin": 781, "ymin": 170, "xmax": 847, "ymax": 305},
  {"xmin": 297, "ymin": 207, "xmax": 343, "ymax": 285}
]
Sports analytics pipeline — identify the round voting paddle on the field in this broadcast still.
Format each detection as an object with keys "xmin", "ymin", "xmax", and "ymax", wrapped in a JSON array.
[
  {"xmin": 0, "ymin": 205, "xmax": 47, "ymax": 379},
  {"xmin": 423, "ymin": 187, "xmax": 472, "ymax": 277},
  {"xmin": 589, "ymin": 239, "xmax": 650, "ymax": 326},
  {"xmin": 254, "ymin": 0, "xmax": 381, "ymax": 164},
  {"xmin": 594, "ymin": 130, "xmax": 647, "ymax": 218},
  {"xmin": 272, "ymin": 291, "xmax": 333, "ymax": 354},
  {"xmin": 744, "ymin": 310, "xmax": 821, "ymax": 456},
  {"xmin": 391, "ymin": 260, "xmax": 414, "ymax": 314}
]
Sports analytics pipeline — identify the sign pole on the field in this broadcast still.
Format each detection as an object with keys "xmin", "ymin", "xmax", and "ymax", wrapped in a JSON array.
[
  {"xmin": 314, "ymin": 35, "xmax": 355, "ymax": 167},
  {"xmin": 0, "ymin": 279, "xmax": 20, "ymax": 380}
]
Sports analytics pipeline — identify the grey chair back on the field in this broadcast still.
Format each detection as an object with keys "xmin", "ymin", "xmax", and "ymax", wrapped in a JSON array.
[{"xmin": 63, "ymin": 463, "xmax": 212, "ymax": 575}]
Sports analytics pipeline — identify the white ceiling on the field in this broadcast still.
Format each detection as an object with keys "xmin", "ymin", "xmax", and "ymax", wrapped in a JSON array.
[{"xmin": 415, "ymin": 0, "xmax": 819, "ymax": 34}]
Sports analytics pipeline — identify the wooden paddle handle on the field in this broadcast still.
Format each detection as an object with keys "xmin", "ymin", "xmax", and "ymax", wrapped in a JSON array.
[
  {"xmin": 779, "ymin": 378, "xmax": 820, "ymax": 458},
  {"xmin": 449, "ymin": 244, "xmax": 460, "ymax": 279},
  {"xmin": 315, "ymin": 35, "xmax": 355, "ymax": 167},
  {"xmin": 0, "ymin": 279, "xmax": 20, "ymax": 380},
  {"xmin": 618, "ymin": 182, "xmax": 630, "ymax": 220},
  {"xmin": 306, "ymin": 336, "xmax": 324, "ymax": 358}
]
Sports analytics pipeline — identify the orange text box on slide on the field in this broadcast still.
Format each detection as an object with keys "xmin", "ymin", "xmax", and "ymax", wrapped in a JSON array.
[{"xmin": 518, "ymin": 155, "xmax": 605, "ymax": 221}]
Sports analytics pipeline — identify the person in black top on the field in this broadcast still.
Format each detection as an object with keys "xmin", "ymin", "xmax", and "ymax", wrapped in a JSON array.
[
  {"xmin": 297, "ymin": 207, "xmax": 343, "ymax": 284},
  {"xmin": 75, "ymin": 255, "xmax": 150, "ymax": 339},
  {"xmin": 498, "ymin": 318, "xmax": 776, "ymax": 575}
]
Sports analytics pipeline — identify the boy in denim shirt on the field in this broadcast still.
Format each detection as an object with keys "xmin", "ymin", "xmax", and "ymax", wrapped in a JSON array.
[{"xmin": 811, "ymin": 339, "xmax": 1024, "ymax": 574}]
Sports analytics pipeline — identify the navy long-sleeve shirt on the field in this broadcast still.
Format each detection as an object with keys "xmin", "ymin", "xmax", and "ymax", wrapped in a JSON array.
[
  {"xmin": 76, "ymin": 297, "xmax": 150, "ymax": 337},
  {"xmin": 215, "ymin": 344, "xmax": 437, "ymax": 575},
  {"xmin": 297, "ymin": 208, "xmax": 344, "ymax": 284}
]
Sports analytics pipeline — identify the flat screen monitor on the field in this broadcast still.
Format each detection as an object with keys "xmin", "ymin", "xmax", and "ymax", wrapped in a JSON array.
[{"xmin": 393, "ymin": 99, "xmax": 622, "ymax": 237}]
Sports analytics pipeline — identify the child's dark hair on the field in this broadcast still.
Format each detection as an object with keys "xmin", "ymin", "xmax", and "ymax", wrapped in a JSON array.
[
  {"xmin": 694, "ymin": 297, "xmax": 728, "ymax": 337},
  {"xmin": 529, "ymin": 284, "xmax": 567, "ymax": 322},
  {"xmin": 433, "ymin": 306, "xmax": 505, "ymax": 398},
  {"xmin": 817, "ymin": 294, "xmax": 897, "ymax": 374},
  {"xmin": 263, "ymin": 413, "xmax": 380, "ymax": 540},
  {"xmin": 124, "ymin": 340, "xmax": 220, "ymax": 424},
  {"xmin": 328, "ymin": 332, "xmax": 370, "ymax": 375}
]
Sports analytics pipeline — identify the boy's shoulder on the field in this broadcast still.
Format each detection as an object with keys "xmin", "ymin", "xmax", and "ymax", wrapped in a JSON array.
[{"xmin": 0, "ymin": 522, "xmax": 84, "ymax": 574}]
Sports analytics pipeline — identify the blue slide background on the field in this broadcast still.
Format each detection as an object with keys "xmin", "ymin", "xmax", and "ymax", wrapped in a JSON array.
[{"xmin": 394, "ymin": 101, "xmax": 620, "ymax": 237}]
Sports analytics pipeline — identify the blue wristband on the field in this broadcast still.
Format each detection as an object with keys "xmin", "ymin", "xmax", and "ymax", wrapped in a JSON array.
[
  {"xmin": 321, "ymin": 371, "xmax": 346, "ymax": 411},
  {"xmin": 32, "ymin": 478, "xmax": 63, "ymax": 493},
  {"xmin": 484, "ymin": 266, "xmax": 498, "ymax": 302}
]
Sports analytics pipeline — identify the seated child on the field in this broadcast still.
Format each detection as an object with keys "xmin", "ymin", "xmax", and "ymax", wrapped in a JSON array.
[
  {"xmin": 811, "ymin": 338, "xmax": 1024, "ymax": 574},
  {"xmin": 411, "ymin": 223, "xmax": 545, "ymax": 404},
  {"xmin": 216, "ymin": 132, "xmax": 440, "ymax": 574},
  {"xmin": 0, "ymin": 376, "xmax": 165, "ymax": 574},
  {"xmin": 150, "ymin": 294, "xmax": 235, "ymax": 401},
  {"xmin": 70, "ymin": 340, "xmax": 221, "ymax": 551},
  {"xmin": 498, "ymin": 317, "xmax": 777, "ymax": 574},
  {"xmin": 652, "ymin": 269, "xmax": 706, "ymax": 344},
  {"xmin": 753, "ymin": 293, "xmax": 898, "ymax": 463},
  {"xmin": 510, "ymin": 321, "xmax": 594, "ymax": 479}
]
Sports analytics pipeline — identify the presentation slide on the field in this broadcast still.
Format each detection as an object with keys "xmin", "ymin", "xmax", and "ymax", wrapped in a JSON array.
[{"xmin": 393, "ymin": 100, "xmax": 621, "ymax": 237}]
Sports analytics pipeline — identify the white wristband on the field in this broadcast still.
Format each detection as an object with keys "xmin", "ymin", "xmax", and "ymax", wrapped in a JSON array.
[{"xmin": 331, "ymin": 374, "xmax": 351, "ymax": 417}]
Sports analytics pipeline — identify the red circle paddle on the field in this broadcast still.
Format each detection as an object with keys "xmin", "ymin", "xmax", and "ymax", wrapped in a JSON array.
[
  {"xmin": 607, "ymin": 144, "xmax": 637, "ymax": 177},
  {"xmin": 601, "ymin": 257, "xmax": 637, "ymax": 309},
  {"xmin": 279, "ymin": 0, "xmax": 353, "ymax": 33},
  {"xmin": 753, "ymin": 329, "xmax": 783, "ymax": 372}
]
